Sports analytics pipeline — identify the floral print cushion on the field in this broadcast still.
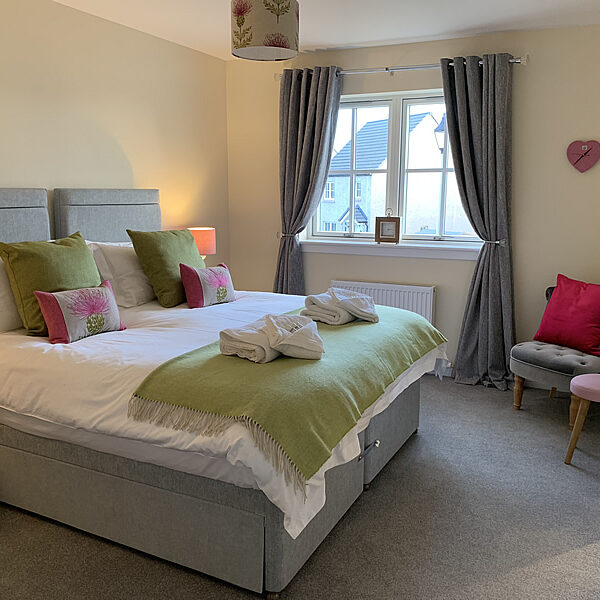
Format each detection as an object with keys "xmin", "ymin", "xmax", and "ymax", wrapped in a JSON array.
[
  {"xmin": 34, "ymin": 281, "xmax": 125, "ymax": 344},
  {"xmin": 180, "ymin": 263, "xmax": 235, "ymax": 308}
]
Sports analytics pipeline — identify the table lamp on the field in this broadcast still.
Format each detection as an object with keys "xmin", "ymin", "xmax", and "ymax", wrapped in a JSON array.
[{"xmin": 188, "ymin": 227, "xmax": 216, "ymax": 260}]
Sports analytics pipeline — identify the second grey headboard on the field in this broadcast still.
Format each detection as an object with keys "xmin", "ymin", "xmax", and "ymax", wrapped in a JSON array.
[{"xmin": 54, "ymin": 188, "xmax": 161, "ymax": 242}]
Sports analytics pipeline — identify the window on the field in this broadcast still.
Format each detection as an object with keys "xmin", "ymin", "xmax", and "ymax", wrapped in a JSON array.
[
  {"xmin": 314, "ymin": 103, "xmax": 390, "ymax": 237},
  {"xmin": 310, "ymin": 92, "xmax": 478, "ymax": 243},
  {"xmin": 323, "ymin": 181, "xmax": 335, "ymax": 202}
]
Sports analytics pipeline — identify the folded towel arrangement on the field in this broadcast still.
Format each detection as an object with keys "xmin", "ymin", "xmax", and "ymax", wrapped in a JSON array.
[
  {"xmin": 301, "ymin": 287, "xmax": 379, "ymax": 325},
  {"xmin": 220, "ymin": 314, "xmax": 324, "ymax": 363}
]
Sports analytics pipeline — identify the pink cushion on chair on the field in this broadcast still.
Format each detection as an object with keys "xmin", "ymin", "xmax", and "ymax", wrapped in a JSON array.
[
  {"xmin": 570, "ymin": 374, "xmax": 600, "ymax": 403},
  {"xmin": 534, "ymin": 274, "xmax": 600, "ymax": 356}
]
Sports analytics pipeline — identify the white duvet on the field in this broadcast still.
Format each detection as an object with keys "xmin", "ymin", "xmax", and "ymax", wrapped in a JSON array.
[{"xmin": 0, "ymin": 291, "xmax": 446, "ymax": 538}]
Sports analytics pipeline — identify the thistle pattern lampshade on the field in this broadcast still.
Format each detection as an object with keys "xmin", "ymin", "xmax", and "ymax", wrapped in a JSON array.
[
  {"xmin": 188, "ymin": 227, "xmax": 216, "ymax": 257},
  {"xmin": 231, "ymin": 0, "xmax": 299, "ymax": 61}
]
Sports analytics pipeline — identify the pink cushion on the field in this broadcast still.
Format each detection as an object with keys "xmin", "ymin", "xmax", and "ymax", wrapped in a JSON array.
[
  {"xmin": 180, "ymin": 263, "xmax": 235, "ymax": 308},
  {"xmin": 570, "ymin": 374, "xmax": 600, "ymax": 403},
  {"xmin": 35, "ymin": 280, "xmax": 125, "ymax": 344},
  {"xmin": 534, "ymin": 274, "xmax": 600, "ymax": 356}
]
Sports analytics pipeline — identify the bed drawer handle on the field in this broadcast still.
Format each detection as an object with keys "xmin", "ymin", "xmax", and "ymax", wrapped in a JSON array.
[{"xmin": 358, "ymin": 439, "xmax": 380, "ymax": 461}]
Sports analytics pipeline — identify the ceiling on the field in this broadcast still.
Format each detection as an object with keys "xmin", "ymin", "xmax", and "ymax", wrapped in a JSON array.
[{"xmin": 53, "ymin": 0, "xmax": 600, "ymax": 61}]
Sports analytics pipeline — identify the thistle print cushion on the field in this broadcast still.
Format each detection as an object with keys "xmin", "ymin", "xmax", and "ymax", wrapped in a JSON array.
[
  {"xmin": 180, "ymin": 263, "xmax": 235, "ymax": 308},
  {"xmin": 34, "ymin": 281, "xmax": 125, "ymax": 344}
]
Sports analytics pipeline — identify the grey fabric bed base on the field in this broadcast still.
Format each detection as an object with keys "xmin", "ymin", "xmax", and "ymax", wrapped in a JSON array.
[{"xmin": 0, "ymin": 380, "xmax": 420, "ymax": 595}]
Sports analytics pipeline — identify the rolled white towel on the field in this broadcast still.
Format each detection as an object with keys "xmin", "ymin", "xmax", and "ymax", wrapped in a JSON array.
[
  {"xmin": 263, "ymin": 314, "xmax": 324, "ymax": 360},
  {"xmin": 219, "ymin": 316, "xmax": 280, "ymax": 363},
  {"xmin": 300, "ymin": 291, "xmax": 355, "ymax": 325},
  {"xmin": 329, "ymin": 287, "xmax": 379, "ymax": 323},
  {"xmin": 220, "ymin": 314, "xmax": 325, "ymax": 362}
]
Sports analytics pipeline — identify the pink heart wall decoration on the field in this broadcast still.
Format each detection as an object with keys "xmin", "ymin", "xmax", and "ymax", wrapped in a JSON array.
[{"xmin": 566, "ymin": 140, "xmax": 600, "ymax": 173}]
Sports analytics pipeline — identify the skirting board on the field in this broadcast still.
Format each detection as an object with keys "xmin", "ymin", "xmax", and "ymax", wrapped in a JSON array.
[{"xmin": 428, "ymin": 361, "xmax": 454, "ymax": 379}]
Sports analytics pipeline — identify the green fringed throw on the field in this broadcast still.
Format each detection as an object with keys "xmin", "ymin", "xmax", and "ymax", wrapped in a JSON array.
[{"xmin": 129, "ymin": 306, "xmax": 446, "ymax": 491}]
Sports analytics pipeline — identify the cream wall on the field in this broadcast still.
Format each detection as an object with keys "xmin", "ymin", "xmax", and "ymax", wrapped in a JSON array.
[
  {"xmin": 0, "ymin": 0, "xmax": 230, "ymax": 265},
  {"xmin": 226, "ymin": 26, "xmax": 600, "ymax": 362}
]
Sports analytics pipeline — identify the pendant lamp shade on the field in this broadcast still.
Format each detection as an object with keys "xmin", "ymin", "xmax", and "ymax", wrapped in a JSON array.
[{"xmin": 231, "ymin": 0, "xmax": 299, "ymax": 61}]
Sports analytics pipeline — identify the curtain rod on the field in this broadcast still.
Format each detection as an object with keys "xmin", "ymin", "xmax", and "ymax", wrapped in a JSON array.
[
  {"xmin": 338, "ymin": 56, "xmax": 526, "ymax": 76},
  {"xmin": 274, "ymin": 56, "xmax": 526, "ymax": 80}
]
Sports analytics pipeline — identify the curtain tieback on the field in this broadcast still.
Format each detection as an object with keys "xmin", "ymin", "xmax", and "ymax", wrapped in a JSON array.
[
  {"xmin": 280, "ymin": 233, "xmax": 296, "ymax": 238},
  {"xmin": 484, "ymin": 239, "xmax": 507, "ymax": 247}
]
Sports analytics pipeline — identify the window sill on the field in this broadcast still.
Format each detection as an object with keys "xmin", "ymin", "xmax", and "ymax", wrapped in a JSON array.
[{"xmin": 300, "ymin": 239, "xmax": 482, "ymax": 261}]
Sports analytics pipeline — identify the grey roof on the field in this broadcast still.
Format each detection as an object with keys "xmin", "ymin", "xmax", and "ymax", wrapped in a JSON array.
[
  {"xmin": 434, "ymin": 114, "xmax": 446, "ymax": 133},
  {"xmin": 330, "ymin": 112, "xmax": 431, "ymax": 171},
  {"xmin": 338, "ymin": 204, "xmax": 369, "ymax": 224}
]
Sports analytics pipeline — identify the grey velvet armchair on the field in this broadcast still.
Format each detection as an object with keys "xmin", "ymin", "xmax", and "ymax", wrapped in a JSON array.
[{"xmin": 510, "ymin": 287, "xmax": 600, "ymax": 428}]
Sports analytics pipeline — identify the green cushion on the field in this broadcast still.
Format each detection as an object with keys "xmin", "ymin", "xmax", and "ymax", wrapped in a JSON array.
[
  {"xmin": 0, "ymin": 232, "xmax": 101, "ymax": 336},
  {"xmin": 127, "ymin": 229, "xmax": 205, "ymax": 307}
]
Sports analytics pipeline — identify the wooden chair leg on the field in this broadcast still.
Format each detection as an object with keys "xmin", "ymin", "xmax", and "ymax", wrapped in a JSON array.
[
  {"xmin": 513, "ymin": 375, "xmax": 524, "ymax": 410},
  {"xmin": 565, "ymin": 397, "xmax": 590, "ymax": 464},
  {"xmin": 549, "ymin": 387, "xmax": 557, "ymax": 401},
  {"xmin": 569, "ymin": 394, "xmax": 581, "ymax": 430}
]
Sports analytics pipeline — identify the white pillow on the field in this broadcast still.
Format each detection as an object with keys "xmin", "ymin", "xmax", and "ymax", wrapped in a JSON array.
[
  {"xmin": 88, "ymin": 242, "xmax": 155, "ymax": 308},
  {"xmin": 0, "ymin": 259, "xmax": 23, "ymax": 332}
]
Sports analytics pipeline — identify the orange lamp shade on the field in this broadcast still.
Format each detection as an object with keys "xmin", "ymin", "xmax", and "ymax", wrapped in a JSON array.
[{"xmin": 188, "ymin": 227, "xmax": 216, "ymax": 256}]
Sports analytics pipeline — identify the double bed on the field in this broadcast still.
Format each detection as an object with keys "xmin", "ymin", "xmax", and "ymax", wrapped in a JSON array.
[{"xmin": 0, "ymin": 188, "xmax": 446, "ymax": 597}]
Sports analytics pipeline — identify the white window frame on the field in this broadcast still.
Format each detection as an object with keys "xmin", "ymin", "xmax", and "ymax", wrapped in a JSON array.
[
  {"xmin": 306, "ymin": 89, "xmax": 480, "ymax": 245},
  {"xmin": 310, "ymin": 99, "xmax": 393, "ymax": 240}
]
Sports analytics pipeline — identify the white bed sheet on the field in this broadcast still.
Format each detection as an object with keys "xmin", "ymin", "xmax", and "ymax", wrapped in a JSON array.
[{"xmin": 0, "ymin": 291, "xmax": 446, "ymax": 538}]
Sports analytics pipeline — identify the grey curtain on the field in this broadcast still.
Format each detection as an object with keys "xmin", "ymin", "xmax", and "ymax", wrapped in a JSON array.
[
  {"xmin": 441, "ymin": 54, "xmax": 515, "ymax": 390},
  {"xmin": 273, "ymin": 66, "xmax": 342, "ymax": 295}
]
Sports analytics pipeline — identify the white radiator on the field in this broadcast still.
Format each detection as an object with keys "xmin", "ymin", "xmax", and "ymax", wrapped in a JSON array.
[{"xmin": 330, "ymin": 280, "xmax": 436, "ymax": 324}]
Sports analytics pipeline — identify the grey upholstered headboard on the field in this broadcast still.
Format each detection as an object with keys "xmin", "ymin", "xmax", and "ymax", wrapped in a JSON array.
[
  {"xmin": 0, "ymin": 188, "xmax": 51, "ymax": 243},
  {"xmin": 54, "ymin": 188, "xmax": 161, "ymax": 242}
]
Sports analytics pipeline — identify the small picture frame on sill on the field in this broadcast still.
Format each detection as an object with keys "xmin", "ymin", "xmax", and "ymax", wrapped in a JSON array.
[{"xmin": 375, "ymin": 216, "xmax": 401, "ymax": 244}]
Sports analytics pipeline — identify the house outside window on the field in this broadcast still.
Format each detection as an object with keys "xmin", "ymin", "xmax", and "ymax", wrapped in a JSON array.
[
  {"xmin": 315, "ymin": 103, "xmax": 388, "ymax": 237},
  {"xmin": 310, "ymin": 91, "xmax": 478, "ymax": 243}
]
